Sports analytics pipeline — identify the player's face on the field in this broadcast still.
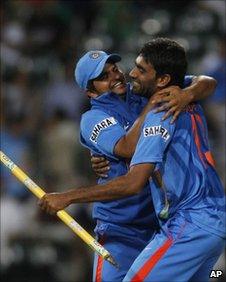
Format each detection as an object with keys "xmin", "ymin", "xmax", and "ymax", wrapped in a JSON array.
[
  {"xmin": 129, "ymin": 55, "xmax": 157, "ymax": 98},
  {"xmin": 92, "ymin": 63, "xmax": 127, "ymax": 95}
]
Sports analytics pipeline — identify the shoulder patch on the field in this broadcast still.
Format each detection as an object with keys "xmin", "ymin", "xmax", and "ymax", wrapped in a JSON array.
[
  {"xmin": 90, "ymin": 117, "xmax": 117, "ymax": 143},
  {"xmin": 143, "ymin": 125, "xmax": 170, "ymax": 141}
]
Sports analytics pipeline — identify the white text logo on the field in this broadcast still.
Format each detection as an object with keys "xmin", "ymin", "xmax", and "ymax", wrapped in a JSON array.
[
  {"xmin": 143, "ymin": 125, "xmax": 170, "ymax": 141},
  {"xmin": 209, "ymin": 270, "xmax": 223, "ymax": 278},
  {"xmin": 90, "ymin": 117, "xmax": 117, "ymax": 143}
]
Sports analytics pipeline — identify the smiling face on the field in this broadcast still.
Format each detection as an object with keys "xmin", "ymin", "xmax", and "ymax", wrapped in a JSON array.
[
  {"xmin": 88, "ymin": 62, "xmax": 127, "ymax": 97},
  {"xmin": 129, "ymin": 55, "xmax": 158, "ymax": 98}
]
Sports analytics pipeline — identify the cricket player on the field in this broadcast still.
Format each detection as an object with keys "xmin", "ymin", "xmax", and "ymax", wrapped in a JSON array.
[{"xmin": 40, "ymin": 41, "xmax": 222, "ymax": 281}]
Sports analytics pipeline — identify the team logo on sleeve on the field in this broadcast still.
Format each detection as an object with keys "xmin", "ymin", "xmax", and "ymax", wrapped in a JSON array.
[
  {"xmin": 143, "ymin": 125, "xmax": 170, "ymax": 141},
  {"xmin": 90, "ymin": 117, "xmax": 117, "ymax": 143}
]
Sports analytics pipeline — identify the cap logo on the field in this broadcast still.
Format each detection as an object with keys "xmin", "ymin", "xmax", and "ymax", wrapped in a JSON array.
[{"xmin": 90, "ymin": 52, "xmax": 101, "ymax": 59}]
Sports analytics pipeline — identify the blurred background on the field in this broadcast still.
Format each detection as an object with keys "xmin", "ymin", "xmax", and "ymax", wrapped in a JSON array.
[{"xmin": 1, "ymin": 0, "xmax": 225, "ymax": 281}]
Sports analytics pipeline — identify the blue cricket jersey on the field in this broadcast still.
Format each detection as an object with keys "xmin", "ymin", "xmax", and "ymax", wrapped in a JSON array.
[
  {"xmin": 131, "ymin": 103, "xmax": 225, "ymax": 238},
  {"xmin": 80, "ymin": 84, "xmax": 157, "ymax": 227}
]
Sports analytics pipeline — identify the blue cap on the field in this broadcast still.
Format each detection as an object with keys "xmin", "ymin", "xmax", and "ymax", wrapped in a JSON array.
[{"xmin": 75, "ymin": 51, "xmax": 121, "ymax": 90}]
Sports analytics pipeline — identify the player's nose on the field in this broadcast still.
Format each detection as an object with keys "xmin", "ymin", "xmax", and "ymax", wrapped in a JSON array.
[
  {"xmin": 129, "ymin": 68, "xmax": 137, "ymax": 79},
  {"xmin": 113, "ymin": 71, "xmax": 121, "ymax": 80}
]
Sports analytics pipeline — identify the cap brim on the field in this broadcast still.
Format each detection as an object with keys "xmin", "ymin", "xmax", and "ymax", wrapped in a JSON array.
[
  {"xmin": 89, "ymin": 54, "xmax": 121, "ymax": 81},
  {"xmin": 106, "ymin": 54, "xmax": 121, "ymax": 64}
]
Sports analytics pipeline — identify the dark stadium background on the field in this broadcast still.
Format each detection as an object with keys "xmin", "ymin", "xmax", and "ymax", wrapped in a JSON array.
[{"xmin": 1, "ymin": 1, "xmax": 225, "ymax": 281}]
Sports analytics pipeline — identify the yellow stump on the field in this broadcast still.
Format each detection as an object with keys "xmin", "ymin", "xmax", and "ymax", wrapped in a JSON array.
[{"xmin": 0, "ymin": 150, "xmax": 118, "ymax": 267}]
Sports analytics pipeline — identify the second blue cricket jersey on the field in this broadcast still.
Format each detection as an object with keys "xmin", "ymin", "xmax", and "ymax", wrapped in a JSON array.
[{"xmin": 131, "ymin": 103, "xmax": 225, "ymax": 238}]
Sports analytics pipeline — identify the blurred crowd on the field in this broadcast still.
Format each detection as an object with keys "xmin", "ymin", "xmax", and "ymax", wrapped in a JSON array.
[{"xmin": 1, "ymin": 1, "xmax": 225, "ymax": 281}]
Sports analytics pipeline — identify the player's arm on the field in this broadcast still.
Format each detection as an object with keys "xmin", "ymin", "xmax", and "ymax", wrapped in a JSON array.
[
  {"xmin": 186, "ymin": 75, "xmax": 216, "ymax": 100},
  {"xmin": 38, "ymin": 163, "xmax": 154, "ymax": 214},
  {"xmin": 152, "ymin": 75, "xmax": 217, "ymax": 123}
]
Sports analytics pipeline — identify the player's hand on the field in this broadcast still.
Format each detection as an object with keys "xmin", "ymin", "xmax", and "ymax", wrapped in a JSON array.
[
  {"xmin": 151, "ymin": 86, "xmax": 191, "ymax": 123},
  {"xmin": 91, "ymin": 156, "xmax": 110, "ymax": 178},
  {"xmin": 38, "ymin": 193, "xmax": 71, "ymax": 215}
]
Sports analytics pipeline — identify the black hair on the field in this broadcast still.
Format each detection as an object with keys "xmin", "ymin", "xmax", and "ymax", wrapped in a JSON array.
[{"xmin": 139, "ymin": 38, "xmax": 188, "ymax": 88}]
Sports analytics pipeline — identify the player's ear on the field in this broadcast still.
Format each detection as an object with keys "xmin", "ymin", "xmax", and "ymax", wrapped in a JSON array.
[
  {"xmin": 156, "ymin": 74, "xmax": 171, "ymax": 88},
  {"xmin": 86, "ymin": 90, "xmax": 99, "ymax": 98}
]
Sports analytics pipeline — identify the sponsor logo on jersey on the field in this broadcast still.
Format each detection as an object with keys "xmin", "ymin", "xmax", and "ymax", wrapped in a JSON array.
[
  {"xmin": 90, "ymin": 117, "xmax": 117, "ymax": 143},
  {"xmin": 143, "ymin": 125, "xmax": 170, "ymax": 141}
]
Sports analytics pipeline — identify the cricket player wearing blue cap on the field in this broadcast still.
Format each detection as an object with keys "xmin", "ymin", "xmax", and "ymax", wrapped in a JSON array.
[
  {"xmin": 39, "ymin": 42, "xmax": 219, "ymax": 281},
  {"xmin": 76, "ymin": 50, "xmax": 160, "ymax": 282}
]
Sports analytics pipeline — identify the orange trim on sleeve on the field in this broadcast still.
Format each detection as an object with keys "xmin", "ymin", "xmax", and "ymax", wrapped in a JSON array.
[
  {"xmin": 191, "ymin": 115, "xmax": 206, "ymax": 167},
  {"xmin": 205, "ymin": 151, "xmax": 215, "ymax": 167}
]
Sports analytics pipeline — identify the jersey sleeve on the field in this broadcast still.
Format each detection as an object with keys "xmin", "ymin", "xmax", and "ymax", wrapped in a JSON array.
[
  {"xmin": 131, "ymin": 111, "xmax": 175, "ymax": 166},
  {"xmin": 80, "ymin": 110, "xmax": 126, "ymax": 158}
]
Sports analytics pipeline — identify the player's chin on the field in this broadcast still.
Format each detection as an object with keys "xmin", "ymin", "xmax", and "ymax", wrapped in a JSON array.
[
  {"xmin": 113, "ymin": 84, "xmax": 127, "ymax": 94},
  {"xmin": 131, "ymin": 82, "xmax": 141, "ymax": 93},
  {"xmin": 132, "ymin": 85, "xmax": 142, "ymax": 94}
]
